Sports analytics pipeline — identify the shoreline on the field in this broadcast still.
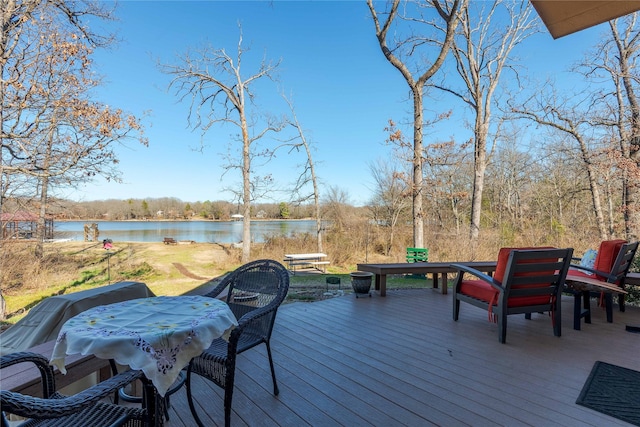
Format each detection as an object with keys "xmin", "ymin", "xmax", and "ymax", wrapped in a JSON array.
[{"xmin": 54, "ymin": 218, "xmax": 317, "ymax": 222}]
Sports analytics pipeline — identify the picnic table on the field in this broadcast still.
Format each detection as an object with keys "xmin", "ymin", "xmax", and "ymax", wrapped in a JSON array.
[
  {"xmin": 356, "ymin": 261, "xmax": 497, "ymax": 296},
  {"xmin": 284, "ymin": 253, "xmax": 330, "ymax": 273}
]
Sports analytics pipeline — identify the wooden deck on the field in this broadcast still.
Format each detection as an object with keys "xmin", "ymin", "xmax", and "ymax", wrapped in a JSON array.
[{"xmin": 163, "ymin": 289, "xmax": 640, "ymax": 426}]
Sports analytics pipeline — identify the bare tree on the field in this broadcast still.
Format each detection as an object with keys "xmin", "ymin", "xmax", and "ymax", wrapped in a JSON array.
[
  {"xmin": 518, "ymin": 15, "xmax": 640, "ymax": 242},
  {"xmin": 422, "ymin": 138, "xmax": 471, "ymax": 234},
  {"xmin": 511, "ymin": 92, "xmax": 609, "ymax": 240},
  {"xmin": 383, "ymin": 115, "xmax": 459, "ymax": 233},
  {"xmin": 323, "ymin": 186, "xmax": 351, "ymax": 234},
  {"xmin": 368, "ymin": 0, "xmax": 466, "ymax": 249},
  {"xmin": 582, "ymin": 16, "xmax": 640, "ymax": 240},
  {"xmin": 1, "ymin": 0, "xmax": 114, "ymax": 198},
  {"xmin": 1, "ymin": 1, "xmax": 146, "ymax": 257},
  {"xmin": 160, "ymin": 28, "xmax": 283, "ymax": 262},
  {"xmin": 281, "ymin": 95, "xmax": 324, "ymax": 253},
  {"xmin": 368, "ymin": 158, "xmax": 411, "ymax": 255},
  {"xmin": 433, "ymin": 0, "xmax": 538, "ymax": 248}
]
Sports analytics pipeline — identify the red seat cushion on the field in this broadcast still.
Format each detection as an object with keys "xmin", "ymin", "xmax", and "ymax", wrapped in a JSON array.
[
  {"xmin": 567, "ymin": 269, "xmax": 595, "ymax": 281},
  {"xmin": 459, "ymin": 279, "xmax": 497, "ymax": 303},
  {"xmin": 460, "ymin": 279, "xmax": 551, "ymax": 307}
]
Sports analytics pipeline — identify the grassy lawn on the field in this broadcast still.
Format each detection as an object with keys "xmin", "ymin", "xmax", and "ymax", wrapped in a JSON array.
[{"xmin": 1, "ymin": 241, "xmax": 442, "ymax": 329}]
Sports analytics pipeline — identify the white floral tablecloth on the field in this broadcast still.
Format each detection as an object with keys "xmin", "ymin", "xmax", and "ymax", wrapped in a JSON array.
[{"xmin": 50, "ymin": 295, "xmax": 237, "ymax": 396}]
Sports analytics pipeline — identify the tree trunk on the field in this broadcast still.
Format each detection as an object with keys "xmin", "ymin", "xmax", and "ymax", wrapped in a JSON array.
[
  {"xmin": 469, "ymin": 119, "xmax": 488, "ymax": 244},
  {"xmin": 315, "ymin": 195, "xmax": 323, "ymax": 254},
  {"xmin": 35, "ymin": 125, "xmax": 56, "ymax": 259},
  {"xmin": 469, "ymin": 106, "xmax": 492, "ymax": 254},
  {"xmin": 412, "ymin": 87, "xmax": 425, "ymax": 249},
  {"xmin": 576, "ymin": 138, "xmax": 608, "ymax": 240},
  {"xmin": 241, "ymin": 113, "xmax": 251, "ymax": 263},
  {"xmin": 35, "ymin": 174, "xmax": 49, "ymax": 259}
]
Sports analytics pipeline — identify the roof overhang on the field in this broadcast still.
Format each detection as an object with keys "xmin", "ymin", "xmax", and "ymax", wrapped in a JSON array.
[{"xmin": 531, "ymin": 0, "xmax": 640, "ymax": 39}]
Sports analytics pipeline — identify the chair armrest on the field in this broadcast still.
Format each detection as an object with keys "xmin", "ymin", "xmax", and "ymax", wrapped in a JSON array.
[
  {"xmin": 1, "ymin": 368, "xmax": 142, "ymax": 420},
  {"xmin": 450, "ymin": 263, "xmax": 504, "ymax": 292},
  {"xmin": 569, "ymin": 264, "xmax": 617, "ymax": 282},
  {"xmin": 202, "ymin": 275, "xmax": 233, "ymax": 300},
  {"xmin": 1, "ymin": 352, "xmax": 56, "ymax": 399}
]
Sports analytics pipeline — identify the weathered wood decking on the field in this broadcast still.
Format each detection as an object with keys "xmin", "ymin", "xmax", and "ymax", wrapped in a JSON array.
[{"xmin": 165, "ymin": 289, "xmax": 639, "ymax": 426}]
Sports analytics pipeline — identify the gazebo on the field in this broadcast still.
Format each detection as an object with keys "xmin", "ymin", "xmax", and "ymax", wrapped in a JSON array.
[{"xmin": 0, "ymin": 211, "xmax": 53, "ymax": 240}]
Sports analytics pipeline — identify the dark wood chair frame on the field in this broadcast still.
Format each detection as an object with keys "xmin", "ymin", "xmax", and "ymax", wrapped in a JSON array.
[
  {"xmin": 185, "ymin": 259, "xmax": 290, "ymax": 427},
  {"xmin": 566, "ymin": 241, "xmax": 639, "ymax": 330},
  {"xmin": 452, "ymin": 248, "xmax": 573, "ymax": 344}
]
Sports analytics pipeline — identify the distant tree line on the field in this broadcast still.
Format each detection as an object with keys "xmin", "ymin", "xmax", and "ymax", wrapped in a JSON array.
[{"xmin": 17, "ymin": 197, "xmax": 318, "ymax": 221}]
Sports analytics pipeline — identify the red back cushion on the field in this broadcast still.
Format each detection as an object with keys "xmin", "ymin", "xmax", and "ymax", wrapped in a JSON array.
[
  {"xmin": 492, "ymin": 247, "xmax": 557, "ymax": 306},
  {"xmin": 594, "ymin": 240, "xmax": 626, "ymax": 274},
  {"xmin": 494, "ymin": 247, "xmax": 555, "ymax": 283}
]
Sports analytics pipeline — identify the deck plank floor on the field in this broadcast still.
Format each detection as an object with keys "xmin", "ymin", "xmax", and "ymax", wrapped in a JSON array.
[{"xmin": 164, "ymin": 289, "xmax": 640, "ymax": 426}]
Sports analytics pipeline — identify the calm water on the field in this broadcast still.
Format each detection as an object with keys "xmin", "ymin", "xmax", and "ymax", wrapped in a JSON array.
[{"xmin": 54, "ymin": 220, "xmax": 318, "ymax": 244}]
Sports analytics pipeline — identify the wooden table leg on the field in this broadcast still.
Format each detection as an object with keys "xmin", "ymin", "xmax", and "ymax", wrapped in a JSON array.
[
  {"xmin": 376, "ymin": 274, "xmax": 387, "ymax": 297},
  {"xmin": 441, "ymin": 273, "xmax": 448, "ymax": 295}
]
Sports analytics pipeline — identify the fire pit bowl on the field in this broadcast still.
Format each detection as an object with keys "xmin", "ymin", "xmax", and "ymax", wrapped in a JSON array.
[{"xmin": 350, "ymin": 271, "xmax": 373, "ymax": 298}]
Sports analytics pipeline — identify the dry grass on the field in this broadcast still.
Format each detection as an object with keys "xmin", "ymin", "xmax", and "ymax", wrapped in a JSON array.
[
  {"xmin": 2, "ymin": 223, "xmax": 634, "ymax": 328},
  {"xmin": 0, "ymin": 241, "xmax": 234, "ymax": 323}
]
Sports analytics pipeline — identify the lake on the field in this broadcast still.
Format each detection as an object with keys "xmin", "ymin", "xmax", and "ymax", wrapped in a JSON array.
[{"xmin": 54, "ymin": 220, "xmax": 318, "ymax": 244}]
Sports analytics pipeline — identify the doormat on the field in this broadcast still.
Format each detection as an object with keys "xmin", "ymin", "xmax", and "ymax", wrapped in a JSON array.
[{"xmin": 576, "ymin": 361, "xmax": 640, "ymax": 426}]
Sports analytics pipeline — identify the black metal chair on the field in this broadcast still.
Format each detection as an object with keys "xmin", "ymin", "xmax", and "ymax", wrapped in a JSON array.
[
  {"xmin": 185, "ymin": 259, "xmax": 290, "ymax": 427},
  {"xmin": 452, "ymin": 247, "xmax": 573, "ymax": 343},
  {"xmin": 1, "ymin": 352, "xmax": 148, "ymax": 427}
]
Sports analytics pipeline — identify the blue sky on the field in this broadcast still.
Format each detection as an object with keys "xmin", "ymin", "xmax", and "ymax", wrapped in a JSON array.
[{"xmin": 66, "ymin": 0, "xmax": 605, "ymax": 206}]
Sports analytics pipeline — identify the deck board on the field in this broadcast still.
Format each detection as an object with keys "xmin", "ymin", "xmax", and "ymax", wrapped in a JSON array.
[{"xmin": 164, "ymin": 289, "xmax": 640, "ymax": 426}]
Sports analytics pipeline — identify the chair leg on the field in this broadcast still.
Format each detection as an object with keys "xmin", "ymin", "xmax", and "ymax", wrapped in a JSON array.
[
  {"xmin": 186, "ymin": 366, "xmax": 206, "ymax": 427},
  {"xmin": 224, "ymin": 380, "xmax": 234, "ymax": 427},
  {"xmin": 453, "ymin": 297, "xmax": 460, "ymax": 321},
  {"xmin": 498, "ymin": 314, "xmax": 507, "ymax": 344},
  {"xmin": 619, "ymin": 293, "xmax": 626, "ymax": 312},
  {"xmin": 604, "ymin": 293, "xmax": 614, "ymax": 323},
  {"xmin": 583, "ymin": 291, "xmax": 591, "ymax": 324},
  {"xmin": 553, "ymin": 303, "xmax": 561, "ymax": 337},
  {"xmin": 264, "ymin": 341, "xmax": 280, "ymax": 396},
  {"xmin": 573, "ymin": 293, "xmax": 581, "ymax": 331}
]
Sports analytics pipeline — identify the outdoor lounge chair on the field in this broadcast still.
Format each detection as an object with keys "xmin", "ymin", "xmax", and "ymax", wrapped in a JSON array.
[
  {"xmin": 185, "ymin": 259, "xmax": 290, "ymax": 427},
  {"xmin": 566, "ymin": 240, "xmax": 638, "ymax": 329},
  {"xmin": 452, "ymin": 247, "xmax": 573, "ymax": 343},
  {"xmin": 1, "ymin": 352, "xmax": 148, "ymax": 427}
]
